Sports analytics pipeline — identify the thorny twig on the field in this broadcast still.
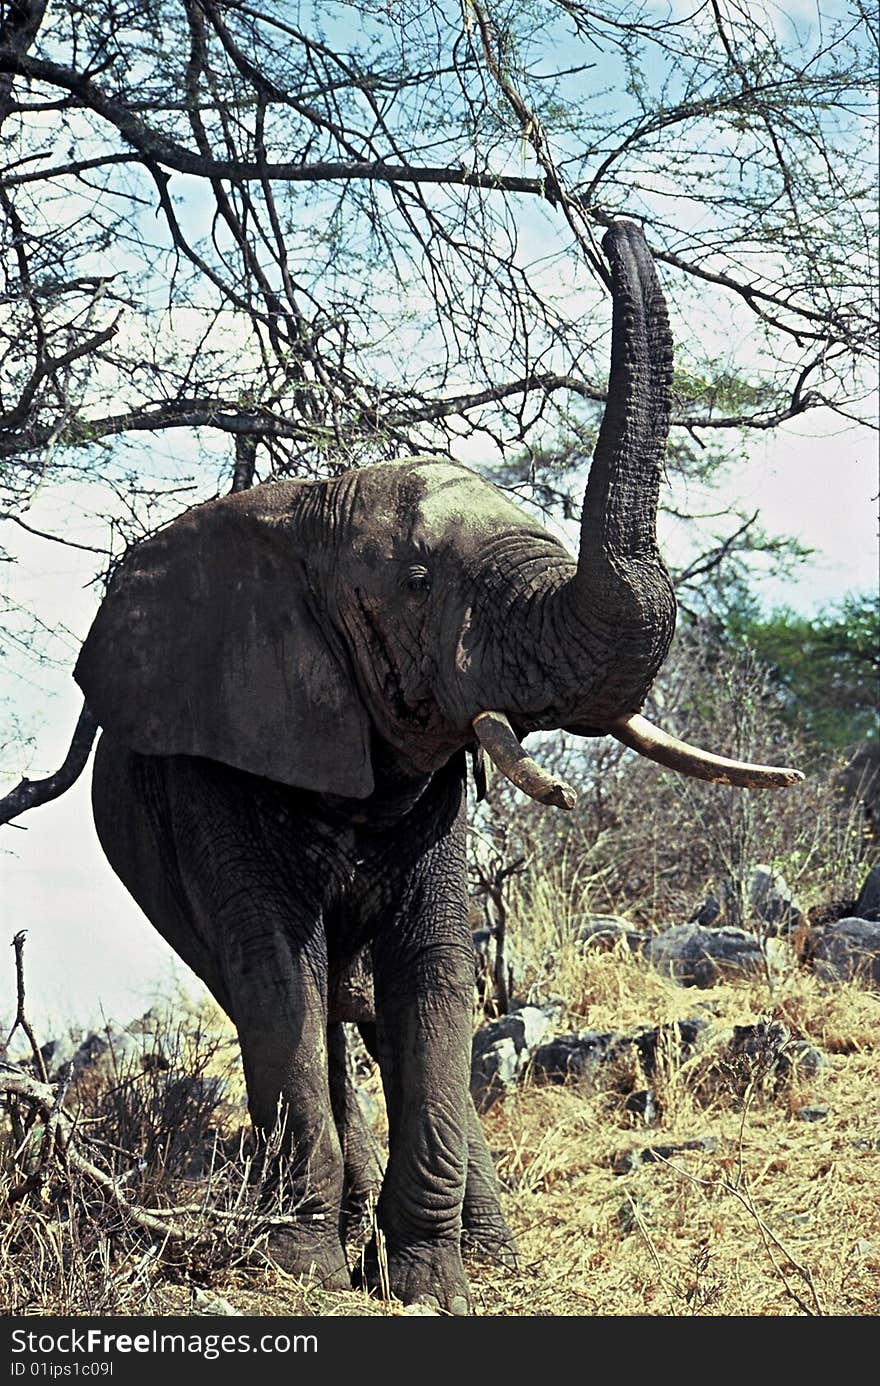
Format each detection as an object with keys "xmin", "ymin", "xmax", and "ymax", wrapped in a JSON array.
[{"xmin": 648, "ymin": 1149, "xmax": 825, "ymax": 1316}]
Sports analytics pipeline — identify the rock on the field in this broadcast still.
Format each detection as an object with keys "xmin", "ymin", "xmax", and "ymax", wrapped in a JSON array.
[
  {"xmin": 855, "ymin": 864, "xmax": 880, "ymax": 922},
  {"xmin": 796, "ymin": 1105, "xmax": 829, "ymax": 1122},
  {"xmin": 778, "ymin": 1041, "xmax": 827, "ymax": 1080},
  {"xmin": 34, "ymin": 1026, "xmax": 155, "ymax": 1081},
  {"xmin": 529, "ymin": 1017, "xmax": 707, "ymax": 1090},
  {"xmin": 572, "ymin": 915, "xmax": 649, "ymax": 953},
  {"xmin": 530, "ymin": 1030, "xmax": 620, "ymax": 1084},
  {"xmin": 812, "ymin": 917, "xmax": 880, "ymax": 987},
  {"xmin": 729, "ymin": 1019, "xmax": 789, "ymax": 1061},
  {"xmin": 727, "ymin": 1022, "xmax": 826, "ymax": 1085},
  {"xmin": 623, "ymin": 1089, "xmax": 658, "ymax": 1125},
  {"xmin": 508, "ymin": 1002, "xmax": 554, "ymax": 1050},
  {"xmin": 612, "ymin": 1136, "xmax": 717, "ymax": 1175},
  {"xmin": 748, "ymin": 865, "xmax": 804, "ymax": 934},
  {"xmin": 192, "ymin": 1289, "xmax": 242, "ymax": 1316},
  {"xmin": 526, "ymin": 994, "xmax": 567, "ymax": 1026},
  {"xmin": 612, "ymin": 1149, "xmax": 643, "ymax": 1176},
  {"xmin": 646, "ymin": 923, "xmax": 790, "ymax": 988},
  {"xmin": 689, "ymin": 895, "xmax": 721, "ymax": 926},
  {"xmin": 470, "ymin": 1033, "xmax": 519, "ymax": 1110},
  {"xmin": 37, "ymin": 1034, "xmax": 79, "ymax": 1080},
  {"xmin": 470, "ymin": 1002, "xmax": 560, "ymax": 1110},
  {"xmin": 71, "ymin": 1024, "xmax": 161, "ymax": 1075},
  {"xmin": 630, "ymin": 1018, "xmax": 709, "ymax": 1075},
  {"xmin": 617, "ymin": 1197, "xmax": 653, "ymax": 1232},
  {"xmin": 641, "ymin": 1136, "xmax": 718, "ymax": 1164}
]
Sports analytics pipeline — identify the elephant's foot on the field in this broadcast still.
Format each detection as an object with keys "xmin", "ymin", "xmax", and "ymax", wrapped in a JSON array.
[
  {"xmin": 461, "ymin": 1198, "xmax": 519, "ymax": 1269},
  {"xmin": 264, "ymin": 1225, "xmax": 351, "ymax": 1291},
  {"xmin": 355, "ymin": 1237, "xmax": 471, "ymax": 1314}
]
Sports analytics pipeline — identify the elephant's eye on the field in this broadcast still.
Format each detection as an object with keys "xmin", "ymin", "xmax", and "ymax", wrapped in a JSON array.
[{"xmin": 405, "ymin": 564, "xmax": 431, "ymax": 594}]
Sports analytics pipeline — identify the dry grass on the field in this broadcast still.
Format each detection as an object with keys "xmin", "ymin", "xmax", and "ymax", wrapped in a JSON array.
[
  {"xmin": 476, "ymin": 981, "xmax": 880, "ymax": 1317},
  {"xmin": 2, "ymin": 890, "xmax": 878, "ymax": 1318}
]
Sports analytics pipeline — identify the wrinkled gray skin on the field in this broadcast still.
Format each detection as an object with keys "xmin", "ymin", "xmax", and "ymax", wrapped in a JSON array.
[{"xmin": 75, "ymin": 222, "xmax": 675, "ymax": 1312}]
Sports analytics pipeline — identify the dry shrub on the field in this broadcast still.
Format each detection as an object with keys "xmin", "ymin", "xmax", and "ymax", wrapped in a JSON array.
[
  {"xmin": 470, "ymin": 630, "xmax": 873, "ymax": 934},
  {"xmin": 0, "ymin": 1076, "xmax": 390, "ymax": 1316},
  {"xmin": 66, "ymin": 1023, "xmax": 239, "ymax": 1188}
]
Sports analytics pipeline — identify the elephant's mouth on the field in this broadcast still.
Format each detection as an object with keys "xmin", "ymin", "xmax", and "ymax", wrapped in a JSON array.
[{"xmin": 472, "ymin": 708, "xmax": 804, "ymax": 811}]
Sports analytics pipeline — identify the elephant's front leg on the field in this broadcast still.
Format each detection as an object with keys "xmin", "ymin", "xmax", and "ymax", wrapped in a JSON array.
[
  {"xmin": 370, "ymin": 798, "xmax": 474, "ymax": 1313},
  {"xmin": 226, "ymin": 928, "xmax": 350, "ymax": 1290}
]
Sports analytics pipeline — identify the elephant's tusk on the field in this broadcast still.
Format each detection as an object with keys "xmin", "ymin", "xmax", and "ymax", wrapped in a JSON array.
[
  {"xmin": 608, "ymin": 712, "xmax": 804, "ymax": 789},
  {"xmin": 472, "ymin": 711, "xmax": 577, "ymax": 810}
]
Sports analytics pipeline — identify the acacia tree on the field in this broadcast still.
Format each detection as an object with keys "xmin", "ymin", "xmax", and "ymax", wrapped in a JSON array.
[{"xmin": 0, "ymin": 1, "xmax": 876, "ymax": 659}]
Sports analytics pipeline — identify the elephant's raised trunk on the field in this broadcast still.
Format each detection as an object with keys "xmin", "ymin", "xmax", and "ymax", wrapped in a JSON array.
[
  {"xmin": 470, "ymin": 222, "xmax": 801, "ymax": 809},
  {"xmin": 575, "ymin": 220, "xmax": 673, "ymax": 599}
]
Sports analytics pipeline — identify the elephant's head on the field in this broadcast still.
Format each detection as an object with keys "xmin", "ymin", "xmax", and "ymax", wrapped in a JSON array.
[{"xmin": 74, "ymin": 222, "xmax": 801, "ymax": 804}]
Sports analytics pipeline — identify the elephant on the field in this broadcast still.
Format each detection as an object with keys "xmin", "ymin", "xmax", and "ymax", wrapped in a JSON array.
[{"xmin": 72, "ymin": 221, "xmax": 801, "ymax": 1312}]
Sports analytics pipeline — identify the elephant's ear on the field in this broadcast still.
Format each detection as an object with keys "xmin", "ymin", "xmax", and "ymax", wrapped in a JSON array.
[{"xmin": 74, "ymin": 492, "xmax": 374, "ymax": 798}]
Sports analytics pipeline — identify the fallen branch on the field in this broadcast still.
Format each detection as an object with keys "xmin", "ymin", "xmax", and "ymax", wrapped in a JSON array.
[
  {"xmin": 0, "ymin": 1064, "xmax": 191, "ymax": 1239},
  {"xmin": 1, "ymin": 1065, "xmax": 308, "ymax": 1240}
]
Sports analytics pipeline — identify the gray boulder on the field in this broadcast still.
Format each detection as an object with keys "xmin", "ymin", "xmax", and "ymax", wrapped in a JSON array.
[
  {"xmin": 748, "ymin": 865, "xmax": 804, "ymax": 934},
  {"xmin": 689, "ymin": 895, "xmax": 721, "ymax": 926},
  {"xmin": 71, "ymin": 1024, "xmax": 166, "ymax": 1075},
  {"xmin": 812, "ymin": 917, "xmax": 880, "ymax": 988},
  {"xmin": 646, "ymin": 923, "xmax": 791, "ymax": 988},
  {"xmin": 470, "ymin": 1004, "xmax": 555, "ymax": 1111},
  {"xmin": 729, "ymin": 1021, "xmax": 826, "ymax": 1084},
  {"xmin": 623, "ymin": 1089, "xmax": 658, "ymax": 1125},
  {"xmin": 854, "ymin": 864, "xmax": 880, "ymax": 923},
  {"xmin": 33, "ymin": 1026, "xmax": 153, "ymax": 1081},
  {"xmin": 192, "ymin": 1289, "xmax": 242, "ymax": 1316},
  {"xmin": 37, "ymin": 1034, "xmax": 80, "ymax": 1080},
  {"xmin": 630, "ymin": 1017, "xmax": 709, "ymax": 1074},
  {"xmin": 530, "ymin": 1030, "xmax": 620, "ymax": 1083},
  {"xmin": 573, "ymin": 915, "xmax": 649, "ymax": 953},
  {"xmin": 613, "ymin": 1136, "xmax": 718, "ymax": 1175},
  {"xmin": 530, "ymin": 1017, "xmax": 707, "ymax": 1087}
]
